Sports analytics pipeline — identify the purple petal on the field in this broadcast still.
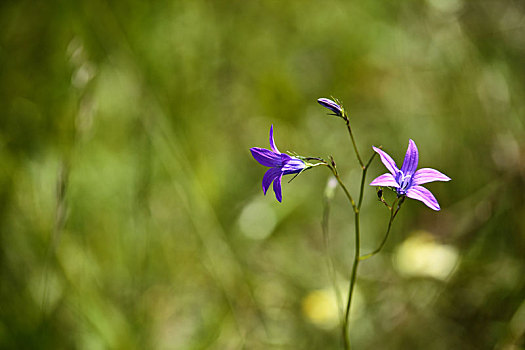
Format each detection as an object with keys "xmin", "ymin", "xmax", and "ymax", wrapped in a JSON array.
[
  {"xmin": 250, "ymin": 147, "xmax": 282, "ymax": 167},
  {"xmin": 273, "ymin": 173, "xmax": 283, "ymax": 202},
  {"xmin": 370, "ymin": 173, "xmax": 399, "ymax": 187},
  {"xmin": 269, "ymin": 125, "xmax": 280, "ymax": 153},
  {"xmin": 406, "ymin": 185, "xmax": 440, "ymax": 211},
  {"xmin": 262, "ymin": 167, "xmax": 281, "ymax": 195},
  {"xmin": 413, "ymin": 168, "xmax": 451, "ymax": 185},
  {"xmin": 400, "ymin": 139, "xmax": 418, "ymax": 176},
  {"xmin": 372, "ymin": 146, "xmax": 399, "ymax": 176}
]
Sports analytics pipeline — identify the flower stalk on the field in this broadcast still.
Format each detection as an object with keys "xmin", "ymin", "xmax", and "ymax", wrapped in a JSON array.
[{"xmin": 250, "ymin": 97, "xmax": 451, "ymax": 349}]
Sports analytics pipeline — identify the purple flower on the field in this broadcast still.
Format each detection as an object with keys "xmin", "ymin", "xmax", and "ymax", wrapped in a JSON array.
[
  {"xmin": 250, "ymin": 125, "xmax": 306, "ymax": 202},
  {"xmin": 370, "ymin": 140, "xmax": 451, "ymax": 210},
  {"xmin": 317, "ymin": 98, "xmax": 344, "ymax": 117}
]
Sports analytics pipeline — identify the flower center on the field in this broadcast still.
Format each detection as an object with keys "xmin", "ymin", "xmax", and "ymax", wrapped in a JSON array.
[
  {"xmin": 282, "ymin": 158, "xmax": 306, "ymax": 174},
  {"xmin": 397, "ymin": 171, "xmax": 412, "ymax": 194}
]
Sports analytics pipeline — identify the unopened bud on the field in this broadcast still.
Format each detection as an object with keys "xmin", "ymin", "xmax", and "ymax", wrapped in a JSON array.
[{"xmin": 317, "ymin": 97, "xmax": 344, "ymax": 117}]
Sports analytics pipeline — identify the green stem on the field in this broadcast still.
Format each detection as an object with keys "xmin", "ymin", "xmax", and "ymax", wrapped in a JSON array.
[
  {"xmin": 343, "ymin": 210, "xmax": 360, "ymax": 350},
  {"xmin": 360, "ymin": 196, "xmax": 404, "ymax": 261},
  {"xmin": 344, "ymin": 114, "xmax": 364, "ymax": 168},
  {"xmin": 327, "ymin": 158, "xmax": 357, "ymax": 212},
  {"xmin": 325, "ymin": 151, "xmax": 376, "ymax": 350},
  {"xmin": 358, "ymin": 153, "xmax": 378, "ymax": 209}
]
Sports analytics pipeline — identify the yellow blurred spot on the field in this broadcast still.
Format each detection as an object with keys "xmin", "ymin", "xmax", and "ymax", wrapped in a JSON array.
[
  {"xmin": 394, "ymin": 232, "xmax": 459, "ymax": 280},
  {"xmin": 301, "ymin": 288, "xmax": 339, "ymax": 329}
]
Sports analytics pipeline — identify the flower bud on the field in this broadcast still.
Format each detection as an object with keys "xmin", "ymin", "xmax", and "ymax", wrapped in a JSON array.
[{"xmin": 317, "ymin": 98, "xmax": 344, "ymax": 117}]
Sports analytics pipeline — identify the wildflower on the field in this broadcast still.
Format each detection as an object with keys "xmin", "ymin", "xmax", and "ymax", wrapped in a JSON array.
[
  {"xmin": 250, "ymin": 125, "xmax": 306, "ymax": 202},
  {"xmin": 317, "ymin": 98, "xmax": 344, "ymax": 117},
  {"xmin": 370, "ymin": 140, "xmax": 451, "ymax": 210}
]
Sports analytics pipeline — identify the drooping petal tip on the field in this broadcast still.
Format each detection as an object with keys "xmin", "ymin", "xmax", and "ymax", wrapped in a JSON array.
[
  {"xmin": 317, "ymin": 97, "xmax": 343, "ymax": 117},
  {"xmin": 262, "ymin": 167, "xmax": 281, "ymax": 195},
  {"xmin": 273, "ymin": 173, "xmax": 283, "ymax": 202}
]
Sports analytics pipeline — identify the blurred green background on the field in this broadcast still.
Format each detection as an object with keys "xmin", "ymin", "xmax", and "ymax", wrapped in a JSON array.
[{"xmin": 1, "ymin": 0, "xmax": 525, "ymax": 349}]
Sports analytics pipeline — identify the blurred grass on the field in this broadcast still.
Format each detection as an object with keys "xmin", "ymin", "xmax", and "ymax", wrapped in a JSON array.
[{"xmin": 1, "ymin": 0, "xmax": 525, "ymax": 349}]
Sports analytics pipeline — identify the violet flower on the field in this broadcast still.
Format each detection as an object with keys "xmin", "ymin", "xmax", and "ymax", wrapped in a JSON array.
[
  {"xmin": 370, "ymin": 139, "xmax": 451, "ymax": 210},
  {"xmin": 250, "ymin": 125, "xmax": 306, "ymax": 202},
  {"xmin": 317, "ymin": 98, "xmax": 344, "ymax": 117}
]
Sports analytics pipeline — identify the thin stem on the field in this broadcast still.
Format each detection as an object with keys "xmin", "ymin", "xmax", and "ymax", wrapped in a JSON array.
[
  {"xmin": 344, "ymin": 113, "xmax": 364, "ymax": 168},
  {"xmin": 358, "ymin": 152, "xmax": 378, "ymax": 209},
  {"xmin": 393, "ymin": 196, "xmax": 405, "ymax": 219},
  {"xmin": 360, "ymin": 196, "xmax": 405, "ymax": 261},
  {"xmin": 323, "ymin": 151, "xmax": 378, "ymax": 349},
  {"xmin": 332, "ymin": 152, "xmax": 375, "ymax": 350},
  {"xmin": 343, "ymin": 210, "xmax": 360, "ymax": 350},
  {"xmin": 326, "ymin": 158, "xmax": 357, "ymax": 212},
  {"xmin": 340, "ymin": 151, "xmax": 376, "ymax": 349}
]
